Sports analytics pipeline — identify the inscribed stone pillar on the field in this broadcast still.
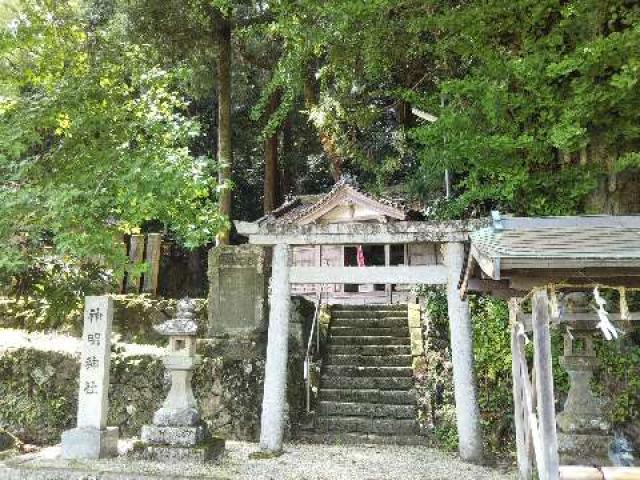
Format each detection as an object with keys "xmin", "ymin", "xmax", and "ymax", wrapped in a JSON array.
[
  {"xmin": 61, "ymin": 296, "xmax": 118, "ymax": 459},
  {"xmin": 208, "ymin": 245, "xmax": 269, "ymax": 337},
  {"xmin": 260, "ymin": 243, "xmax": 291, "ymax": 453},
  {"xmin": 444, "ymin": 242, "xmax": 483, "ymax": 463}
]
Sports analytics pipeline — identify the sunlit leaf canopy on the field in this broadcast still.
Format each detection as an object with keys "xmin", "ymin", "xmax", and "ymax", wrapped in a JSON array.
[
  {"xmin": 1, "ymin": 0, "xmax": 640, "ymax": 283},
  {"xmin": 0, "ymin": 0, "xmax": 225, "ymax": 278}
]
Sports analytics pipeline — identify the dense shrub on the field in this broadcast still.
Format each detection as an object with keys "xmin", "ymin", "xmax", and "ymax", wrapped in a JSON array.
[
  {"xmin": 417, "ymin": 287, "xmax": 570, "ymax": 458},
  {"xmin": 595, "ymin": 328, "xmax": 640, "ymax": 447}
]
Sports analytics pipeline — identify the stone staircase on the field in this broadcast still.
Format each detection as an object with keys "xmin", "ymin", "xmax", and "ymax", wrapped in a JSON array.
[{"xmin": 309, "ymin": 304, "xmax": 424, "ymax": 445}]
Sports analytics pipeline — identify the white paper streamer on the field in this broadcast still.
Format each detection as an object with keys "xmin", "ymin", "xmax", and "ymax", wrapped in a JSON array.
[{"xmin": 593, "ymin": 286, "xmax": 619, "ymax": 341}]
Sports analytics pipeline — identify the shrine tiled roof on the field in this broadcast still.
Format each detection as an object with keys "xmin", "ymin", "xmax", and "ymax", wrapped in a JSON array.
[
  {"xmin": 257, "ymin": 175, "xmax": 423, "ymax": 225},
  {"xmin": 468, "ymin": 213, "xmax": 640, "ymax": 277}
]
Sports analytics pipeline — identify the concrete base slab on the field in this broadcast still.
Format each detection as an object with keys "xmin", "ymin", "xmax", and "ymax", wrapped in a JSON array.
[{"xmin": 61, "ymin": 426, "xmax": 119, "ymax": 459}]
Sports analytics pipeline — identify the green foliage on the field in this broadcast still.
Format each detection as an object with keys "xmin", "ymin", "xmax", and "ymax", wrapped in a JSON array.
[
  {"xmin": 416, "ymin": 286, "xmax": 571, "ymax": 458},
  {"xmin": 418, "ymin": 287, "xmax": 458, "ymax": 450},
  {"xmin": 257, "ymin": 0, "xmax": 640, "ymax": 213},
  {"xmin": 252, "ymin": 0, "xmax": 429, "ymax": 186},
  {"xmin": 0, "ymin": 259, "xmax": 109, "ymax": 331},
  {"xmin": 470, "ymin": 296, "xmax": 514, "ymax": 454},
  {"xmin": 594, "ymin": 331, "xmax": 640, "ymax": 428},
  {"xmin": 410, "ymin": 0, "xmax": 640, "ymax": 216},
  {"xmin": 0, "ymin": 1, "xmax": 225, "ymax": 286}
]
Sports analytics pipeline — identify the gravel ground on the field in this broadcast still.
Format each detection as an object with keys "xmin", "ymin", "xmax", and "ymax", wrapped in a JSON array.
[
  {"xmin": 1, "ymin": 440, "xmax": 516, "ymax": 480},
  {"xmin": 221, "ymin": 441, "xmax": 515, "ymax": 480}
]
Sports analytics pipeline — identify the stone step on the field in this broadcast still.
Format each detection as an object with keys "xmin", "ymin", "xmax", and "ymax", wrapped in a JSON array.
[
  {"xmin": 332, "ymin": 304, "xmax": 407, "ymax": 312},
  {"xmin": 315, "ymin": 416, "xmax": 418, "ymax": 435},
  {"xmin": 330, "ymin": 336, "xmax": 410, "ymax": 346},
  {"xmin": 327, "ymin": 345, "xmax": 412, "ymax": 356},
  {"xmin": 318, "ymin": 401, "xmax": 415, "ymax": 419},
  {"xmin": 296, "ymin": 432, "xmax": 429, "ymax": 446},
  {"xmin": 331, "ymin": 311, "xmax": 407, "ymax": 319},
  {"xmin": 331, "ymin": 317, "xmax": 408, "ymax": 328},
  {"xmin": 326, "ymin": 354, "xmax": 413, "ymax": 367},
  {"xmin": 319, "ymin": 388, "xmax": 416, "ymax": 405},
  {"xmin": 324, "ymin": 365, "xmax": 413, "ymax": 378},
  {"xmin": 321, "ymin": 376, "xmax": 413, "ymax": 390},
  {"xmin": 330, "ymin": 326, "xmax": 409, "ymax": 337}
]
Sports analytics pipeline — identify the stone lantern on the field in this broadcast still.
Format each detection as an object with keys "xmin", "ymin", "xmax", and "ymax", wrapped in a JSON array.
[
  {"xmin": 140, "ymin": 298, "xmax": 224, "ymax": 462},
  {"xmin": 556, "ymin": 293, "xmax": 612, "ymax": 465}
]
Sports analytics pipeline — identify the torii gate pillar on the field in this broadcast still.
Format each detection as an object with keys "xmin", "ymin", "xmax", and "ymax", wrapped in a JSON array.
[
  {"xmin": 259, "ymin": 243, "xmax": 291, "ymax": 453},
  {"xmin": 445, "ymin": 242, "xmax": 483, "ymax": 463}
]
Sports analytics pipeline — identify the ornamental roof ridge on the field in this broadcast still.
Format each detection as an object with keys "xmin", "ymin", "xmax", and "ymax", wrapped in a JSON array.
[
  {"xmin": 285, "ymin": 175, "xmax": 408, "ymax": 224},
  {"xmin": 256, "ymin": 196, "xmax": 302, "ymax": 225}
]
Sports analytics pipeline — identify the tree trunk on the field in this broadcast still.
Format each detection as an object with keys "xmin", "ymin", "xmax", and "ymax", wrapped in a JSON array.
[
  {"xmin": 304, "ymin": 69, "xmax": 343, "ymax": 181},
  {"xmin": 281, "ymin": 119, "xmax": 293, "ymax": 197},
  {"xmin": 263, "ymin": 94, "xmax": 280, "ymax": 214},
  {"xmin": 216, "ymin": 16, "xmax": 233, "ymax": 245},
  {"xmin": 583, "ymin": 141, "xmax": 640, "ymax": 214}
]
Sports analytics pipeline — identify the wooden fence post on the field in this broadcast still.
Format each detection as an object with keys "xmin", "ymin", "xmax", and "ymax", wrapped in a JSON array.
[
  {"xmin": 510, "ymin": 298, "xmax": 533, "ymax": 480},
  {"xmin": 143, "ymin": 233, "xmax": 162, "ymax": 295},
  {"xmin": 532, "ymin": 289, "xmax": 560, "ymax": 480},
  {"xmin": 126, "ymin": 234, "xmax": 145, "ymax": 293}
]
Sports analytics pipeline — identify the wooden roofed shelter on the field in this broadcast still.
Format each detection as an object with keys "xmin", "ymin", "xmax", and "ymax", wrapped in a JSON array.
[{"xmin": 461, "ymin": 213, "xmax": 640, "ymax": 480}]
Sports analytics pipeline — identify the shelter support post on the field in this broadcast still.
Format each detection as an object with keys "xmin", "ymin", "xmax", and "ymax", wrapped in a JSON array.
[
  {"xmin": 510, "ymin": 299, "xmax": 533, "ymax": 480},
  {"xmin": 444, "ymin": 242, "xmax": 483, "ymax": 463},
  {"xmin": 532, "ymin": 289, "xmax": 560, "ymax": 480},
  {"xmin": 260, "ymin": 243, "xmax": 291, "ymax": 453}
]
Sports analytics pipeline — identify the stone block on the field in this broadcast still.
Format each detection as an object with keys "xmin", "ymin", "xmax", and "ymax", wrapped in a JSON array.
[
  {"xmin": 141, "ymin": 425, "xmax": 205, "ymax": 447},
  {"xmin": 408, "ymin": 305, "xmax": 421, "ymax": 329},
  {"xmin": 558, "ymin": 432, "xmax": 612, "ymax": 466},
  {"xmin": 144, "ymin": 437, "xmax": 225, "ymax": 463},
  {"xmin": 410, "ymin": 329, "xmax": 424, "ymax": 356},
  {"xmin": 61, "ymin": 426, "xmax": 118, "ymax": 459},
  {"xmin": 153, "ymin": 407, "xmax": 200, "ymax": 427},
  {"xmin": 208, "ymin": 245, "xmax": 269, "ymax": 336}
]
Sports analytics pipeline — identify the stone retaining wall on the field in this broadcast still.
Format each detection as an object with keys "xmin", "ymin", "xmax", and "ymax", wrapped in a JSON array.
[{"xmin": 0, "ymin": 341, "xmax": 305, "ymax": 446}]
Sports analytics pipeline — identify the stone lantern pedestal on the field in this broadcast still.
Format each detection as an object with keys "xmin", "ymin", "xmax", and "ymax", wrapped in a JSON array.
[
  {"xmin": 141, "ymin": 299, "xmax": 225, "ymax": 463},
  {"xmin": 557, "ymin": 326, "xmax": 612, "ymax": 465}
]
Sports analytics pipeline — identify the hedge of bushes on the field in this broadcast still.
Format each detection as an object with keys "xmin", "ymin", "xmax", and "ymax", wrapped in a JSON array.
[{"xmin": 417, "ymin": 287, "xmax": 639, "ymax": 460}]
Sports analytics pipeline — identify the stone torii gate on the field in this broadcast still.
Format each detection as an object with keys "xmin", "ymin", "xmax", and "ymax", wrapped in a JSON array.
[{"xmin": 236, "ymin": 219, "xmax": 486, "ymax": 462}]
